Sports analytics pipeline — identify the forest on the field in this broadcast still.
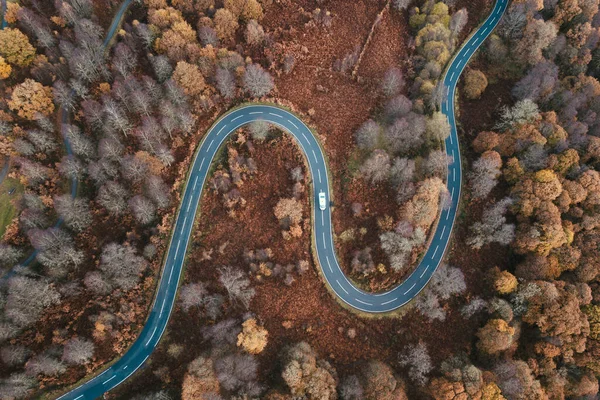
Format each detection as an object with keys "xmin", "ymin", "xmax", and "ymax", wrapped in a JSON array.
[{"xmin": 0, "ymin": 0, "xmax": 599, "ymax": 399}]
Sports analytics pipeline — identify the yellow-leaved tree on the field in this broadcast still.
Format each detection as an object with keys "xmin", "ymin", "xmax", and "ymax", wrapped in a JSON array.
[{"xmin": 8, "ymin": 79, "xmax": 55, "ymax": 120}]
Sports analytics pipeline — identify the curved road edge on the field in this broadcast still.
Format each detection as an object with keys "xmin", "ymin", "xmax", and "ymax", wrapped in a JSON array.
[{"xmin": 57, "ymin": 1, "xmax": 507, "ymax": 398}]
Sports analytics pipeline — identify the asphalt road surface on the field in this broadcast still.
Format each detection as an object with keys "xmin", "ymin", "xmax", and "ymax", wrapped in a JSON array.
[{"xmin": 58, "ymin": 0, "xmax": 507, "ymax": 398}]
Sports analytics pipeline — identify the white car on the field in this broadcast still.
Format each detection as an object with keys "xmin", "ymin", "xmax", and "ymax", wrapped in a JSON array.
[{"xmin": 318, "ymin": 191, "xmax": 327, "ymax": 211}]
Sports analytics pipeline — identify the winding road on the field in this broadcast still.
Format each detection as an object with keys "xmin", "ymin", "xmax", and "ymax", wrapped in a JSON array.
[{"xmin": 58, "ymin": 0, "xmax": 507, "ymax": 398}]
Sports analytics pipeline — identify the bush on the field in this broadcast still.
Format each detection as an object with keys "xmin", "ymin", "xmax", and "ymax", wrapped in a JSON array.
[{"xmin": 464, "ymin": 69, "xmax": 488, "ymax": 99}]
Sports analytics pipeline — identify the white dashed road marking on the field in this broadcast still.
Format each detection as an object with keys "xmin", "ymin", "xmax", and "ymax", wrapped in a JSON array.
[
  {"xmin": 381, "ymin": 297, "xmax": 398, "ymax": 306},
  {"xmin": 318, "ymin": 169, "xmax": 322, "ymax": 183},
  {"xmin": 231, "ymin": 115, "xmax": 243, "ymax": 122},
  {"xmin": 249, "ymin": 111, "xmax": 263, "ymax": 115},
  {"xmin": 103, "ymin": 376, "xmax": 116, "ymax": 385},
  {"xmin": 432, "ymin": 245, "xmax": 439, "ymax": 259},
  {"xmin": 287, "ymin": 119, "xmax": 299, "ymax": 129},
  {"xmin": 337, "ymin": 280, "xmax": 349, "ymax": 294},
  {"xmin": 404, "ymin": 282, "xmax": 417, "ymax": 295},
  {"xmin": 326, "ymin": 256, "xmax": 333, "ymax": 273},
  {"xmin": 420, "ymin": 265, "xmax": 429, "ymax": 278},
  {"xmin": 269, "ymin": 112, "xmax": 283, "ymax": 118},
  {"xmin": 146, "ymin": 326, "xmax": 157, "ymax": 346},
  {"xmin": 355, "ymin": 298, "xmax": 373, "ymax": 306}
]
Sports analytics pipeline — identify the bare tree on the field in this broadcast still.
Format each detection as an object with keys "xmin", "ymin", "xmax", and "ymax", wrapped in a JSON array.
[
  {"xmin": 98, "ymin": 242, "xmax": 147, "ymax": 291},
  {"xmin": 429, "ymin": 263, "xmax": 466, "ymax": 300},
  {"xmin": 381, "ymin": 67, "xmax": 405, "ymax": 97},
  {"xmin": 384, "ymin": 95, "xmax": 412, "ymax": 120},
  {"xmin": 82, "ymin": 99, "xmax": 104, "ymax": 130},
  {"xmin": 202, "ymin": 318, "xmax": 242, "ymax": 352},
  {"xmin": 102, "ymin": 97, "xmax": 132, "ymax": 136},
  {"xmin": 214, "ymin": 353, "xmax": 261, "ymax": 395},
  {"xmin": 5, "ymin": 275, "xmax": 61, "ymax": 328},
  {"xmin": 422, "ymin": 149, "xmax": 451, "ymax": 178},
  {"xmin": 112, "ymin": 42, "xmax": 137, "ymax": 78},
  {"xmin": 28, "ymin": 227, "xmax": 85, "ymax": 278},
  {"xmin": 361, "ymin": 149, "xmax": 391, "ymax": 183},
  {"xmin": 0, "ymin": 373, "xmax": 37, "ymax": 399},
  {"xmin": 0, "ymin": 245, "xmax": 24, "ymax": 268},
  {"xmin": 27, "ymin": 129, "xmax": 57, "ymax": 154},
  {"xmin": 216, "ymin": 67, "xmax": 236, "ymax": 99},
  {"xmin": 249, "ymin": 121, "xmax": 270, "ymax": 141},
  {"xmin": 218, "ymin": 267, "xmax": 256, "ymax": 309},
  {"xmin": 97, "ymin": 180, "xmax": 129, "ymax": 216},
  {"xmin": 339, "ymin": 375, "xmax": 364, "ymax": 400},
  {"xmin": 129, "ymin": 195, "xmax": 156, "ymax": 225},
  {"xmin": 180, "ymin": 282, "xmax": 208, "ymax": 312},
  {"xmin": 120, "ymin": 155, "xmax": 148, "ymax": 183},
  {"xmin": 25, "ymin": 354, "xmax": 66, "ymax": 377},
  {"xmin": 392, "ymin": 0, "xmax": 413, "ymax": 11},
  {"xmin": 494, "ymin": 99, "xmax": 539, "ymax": 131},
  {"xmin": 450, "ymin": 9, "xmax": 468, "ymax": 36},
  {"xmin": 98, "ymin": 137, "xmax": 124, "ymax": 160},
  {"xmin": 0, "ymin": 345, "xmax": 30, "ymax": 367},
  {"xmin": 198, "ymin": 26, "xmax": 219, "ymax": 47},
  {"xmin": 12, "ymin": 139, "xmax": 35, "ymax": 156},
  {"xmin": 53, "ymin": 80, "xmax": 76, "ymax": 111},
  {"xmin": 384, "ymin": 117, "xmax": 423, "ymax": 154},
  {"xmin": 58, "ymin": 156, "xmax": 85, "ymax": 180},
  {"xmin": 512, "ymin": 61, "xmax": 558, "ymax": 103},
  {"xmin": 469, "ymin": 151, "xmax": 502, "ymax": 199},
  {"xmin": 467, "ymin": 198, "xmax": 515, "ymax": 249},
  {"xmin": 17, "ymin": 158, "xmax": 51, "ymax": 186},
  {"xmin": 64, "ymin": 124, "xmax": 95, "ymax": 160},
  {"xmin": 54, "ymin": 194, "xmax": 92, "ymax": 232},
  {"xmin": 83, "ymin": 271, "xmax": 112, "ymax": 295},
  {"xmin": 398, "ymin": 342, "xmax": 432, "ymax": 385},
  {"xmin": 354, "ymin": 119, "xmax": 380, "ymax": 150},
  {"xmin": 380, "ymin": 227, "xmax": 426, "ymax": 272},
  {"xmin": 145, "ymin": 175, "xmax": 170, "ymax": 208},
  {"xmin": 243, "ymin": 64, "xmax": 274, "ymax": 97},
  {"xmin": 62, "ymin": 337, "xmax": 94, "ymax": 365},
  {"xmin": 134, "ymin": 22, "xmax": 156, "ymax": 48}
]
